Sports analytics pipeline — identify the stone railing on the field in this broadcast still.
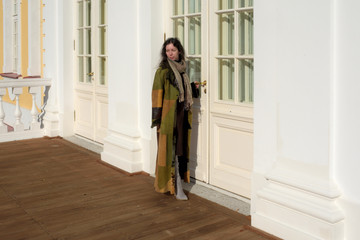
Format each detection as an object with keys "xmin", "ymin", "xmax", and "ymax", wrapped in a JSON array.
[{"xmin": 0, "ymin": 77, "xmax": 51, "ymax": 142}]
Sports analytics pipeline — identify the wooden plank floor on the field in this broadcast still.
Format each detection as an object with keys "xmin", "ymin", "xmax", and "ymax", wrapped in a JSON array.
[{"xmin": 0, "ymin": 137, "xmax": 279, "ymax": 240}]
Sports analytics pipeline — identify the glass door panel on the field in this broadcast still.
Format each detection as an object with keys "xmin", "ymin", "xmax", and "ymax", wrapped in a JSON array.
[
  {"xmin": 99, "ymin": 0, "xmax": 106, "ymax": 24},
  {"xmin": 174, "ymin": 18, "xmax": 185, "ymax": 44},
  {"xmin": 219, "ymin": 13, "xmax": 234, "ymax": 55},
  {"xmin": 188, "ymin": 58, "xmax": 201, "ymax": 83},
  {"xmin": 219, "ymin": 59, "xmax": 234, "ymax": 101},
  {"xmin": 238, "ymin": 11, "xmax": 253, "ymax": 55},
  {"xmin": 219, "ymin": 0, "xmax": 234, "ymax": 10},
  {"xmin": 188, "ymin": 0, "xmax": 201, "ymax": 13},
  {"xmin": 238, "ymin": 59, "xmax": 253, "ymax": 103},
  {"xmin": 174, "ymin": 0, "xmax": 184, "ymax": 15},
  {"xmin": 238, "ymin": 0, "xmax": 253, "ymax": 8},
  {"xmin": 188, "ymin": 16, "xmax": 201, "ymax": 55}
]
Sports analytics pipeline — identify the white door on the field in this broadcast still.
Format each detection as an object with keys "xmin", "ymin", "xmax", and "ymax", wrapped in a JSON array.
[
  {"xmin": 167, "ymin": 0, "xmax": 209, "ymax": 182},
  {"xmin": 168, "ymin": 0, "xmax": 254, "ymax": 198},
  {"xmin": 74, "ymin": 0, "xmax": 108, "ymax": 144}
]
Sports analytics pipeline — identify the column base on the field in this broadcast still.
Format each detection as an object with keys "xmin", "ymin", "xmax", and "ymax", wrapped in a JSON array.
[
  {"xmin": 101, "ymin": 130, "xmax": 142, "ymax": 173},
  {"xmin": 43, "ymin": 111, "xmax": 60, "ymax": 137},
  {"xmin": 252, "ymin": 165, "xmax": 344, "ymax": 240}
]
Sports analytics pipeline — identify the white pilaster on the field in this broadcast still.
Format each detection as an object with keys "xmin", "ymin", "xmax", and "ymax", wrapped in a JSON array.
[
  {"xmin": 27, "ymin": 0, "xmax": 41, "ymax": 76},
  {"xmin": 101, "ymin": 0, "xmax": 143, "ymax": 173},
  {"xmin": 42, "ymin": 0, "xmax": 60, "ymax": 137},
  {"xmin": 252, "ymin": 1, "xmax": 344, "ymax": 239},
  {"xmin": 3, "ymin": 0, "xmax": 12, "ymax": 72}
]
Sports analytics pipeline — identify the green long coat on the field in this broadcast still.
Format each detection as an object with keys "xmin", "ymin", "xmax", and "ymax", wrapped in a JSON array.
[{"xmin": 151, "ymin": 64, "xmax": 192, "ymax": 194}]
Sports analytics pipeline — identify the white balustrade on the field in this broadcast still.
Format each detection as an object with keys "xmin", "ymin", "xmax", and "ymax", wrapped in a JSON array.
[{"xmin": 0, "ymin": 77, "xmax": 51, "ymax": 142}]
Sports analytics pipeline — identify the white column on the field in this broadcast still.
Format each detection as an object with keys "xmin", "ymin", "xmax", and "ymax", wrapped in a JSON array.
[
  {"xmin": 27, "ymin": 0, "xmax": 41, "ymax": 76},
  {"xmin": 252, "ymin": 1, "xmax": 344, "ymax": 239},
  {"xmin": 42, "ymin": 0, "xmax": 60, "ymax": 137}
]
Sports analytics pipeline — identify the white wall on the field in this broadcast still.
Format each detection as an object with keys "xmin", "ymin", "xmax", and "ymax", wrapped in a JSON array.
[
  {"xmin": 252, "ymin": 0, "xmax": 344, "ymax": 239},
  {"xmin": 334, "ymin": 0, "xmax": 360, "ymax": 239}
]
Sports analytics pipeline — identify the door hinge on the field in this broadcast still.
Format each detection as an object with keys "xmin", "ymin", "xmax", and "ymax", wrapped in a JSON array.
[
  {"xmin": 74, "ymin": 110, "xmax": 76, "ymax": 121},
  {"xmin": 164, "ymin": 33, "xmax": 166, "ymax": 41}
]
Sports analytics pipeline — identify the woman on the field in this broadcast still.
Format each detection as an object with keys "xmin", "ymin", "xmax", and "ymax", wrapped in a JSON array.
[{"xmin": 151, "ymin": 38, "xmax": 197, "ymax": 200}]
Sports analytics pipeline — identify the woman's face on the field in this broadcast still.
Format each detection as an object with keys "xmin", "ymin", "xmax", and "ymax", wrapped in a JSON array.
[{"xmin": 165, "ymin": 43, "xmax": 180, "ymax": 61}]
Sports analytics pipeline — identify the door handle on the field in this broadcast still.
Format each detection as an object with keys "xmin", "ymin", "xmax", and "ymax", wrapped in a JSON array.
[
  {"xmin": 195, "ymin": 80, "xmax": 207, "ymax": 87},
  {"xmin": 87, "ymin": 72, "xmax": 94, "ymax": 76}
]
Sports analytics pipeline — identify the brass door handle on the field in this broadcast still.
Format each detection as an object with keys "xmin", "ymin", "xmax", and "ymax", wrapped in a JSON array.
[
  {"xmin": 195, "ymin": 80, "xmax": 207, "ymax": 87},
  {"xmin": 88, "ymin": 72, "xmax": 94, "ymax": 76}
]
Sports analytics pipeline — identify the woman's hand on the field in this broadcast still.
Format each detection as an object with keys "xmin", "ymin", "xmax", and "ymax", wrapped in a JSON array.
[{"xmin": 194, "ymin": 81, "xmax": 200, "ymax": 89}]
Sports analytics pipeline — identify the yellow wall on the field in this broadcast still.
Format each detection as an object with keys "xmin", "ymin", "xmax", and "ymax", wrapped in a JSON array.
[
  {"xmin": 0, "ymin": 1, "xmax": 3, "ymax": 74},
  {"xmin": 1, "ymin": 0, "xmax": 44, "ymax": 111}
]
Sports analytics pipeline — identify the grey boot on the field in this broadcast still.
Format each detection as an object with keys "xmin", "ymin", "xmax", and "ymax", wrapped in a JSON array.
[{"xmin": 175, "ymin": 156, "xmax": 188, "ymax": 201}]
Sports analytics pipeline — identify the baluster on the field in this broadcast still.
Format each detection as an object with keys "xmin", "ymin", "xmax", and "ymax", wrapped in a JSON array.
[
  {"xmin": 13, "ymin": 87, "xmax": 24, "ymax": 132},
  {"xmin": 0, "ymin": 88, "xmax": 7, "ymax": 133},
  {"xmin": 29, "ymin": 86, "xmax": 41, "ymax": 130}
]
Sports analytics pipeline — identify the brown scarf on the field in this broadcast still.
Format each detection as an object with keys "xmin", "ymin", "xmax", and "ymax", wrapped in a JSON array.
[{"xmin": 168, "ymin": 59, "xmax": 193, "ymax": 110}]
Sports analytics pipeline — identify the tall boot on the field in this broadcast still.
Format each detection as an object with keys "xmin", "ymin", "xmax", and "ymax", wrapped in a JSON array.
[{"xmin": 175, "ymin": 156, "xmax": 188, "ymax": 201}]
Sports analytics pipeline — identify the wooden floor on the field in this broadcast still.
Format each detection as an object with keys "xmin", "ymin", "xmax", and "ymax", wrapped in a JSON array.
[{"xmin": 0, "ymin": 137, "xmax": 279, "ymax": 240}]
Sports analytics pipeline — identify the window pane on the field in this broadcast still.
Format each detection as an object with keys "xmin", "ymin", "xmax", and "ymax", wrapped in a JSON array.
[
  {"xmin": 188, "ymin": 16, "xmax": 201, "ymax": 55},
  {"xmin": 78, "ymin": 1, "xmax": 83, "ymax": 27},
  {"xmin": 78, "ymin": 57, "xmax": 84, "ymax": 83},
  {"xmin": 219, "ymin": 59, "xmax": 234, "ymax": 101},
  {"xmin": 219, "ymin": 13, "xmax": 234, "ymax": 55},
  {"xmin": 174, "ymin": 0, "xmax": 184, "ymax": 15},
  {"xmin": 238, "ymin": 11, "xmax": 253, "ymax": 55},
  {"xmin": 85, "ymin": 29, "xmax": 91, "ymax": 54},
  {"xmin": 99, "ymin": 57, "xmax": 106, "ymax": 85},
  {"xmin": 238, "ymin": 59, "xmax": 253, "ymax": 103},
  {"xmin": 219, "ymin": 0, "xmax": 234, "ymax": 10},
  {"xmin": 99, "ymin": 0, "xmax": 106, "ymax": 24},
  {"xmin": 188, "ymin": 0, "xmax": 201, "ymax": 13},
  {"xmin": 238, "ymin": 0, "xmax": 253, "ymax": 8},
  {"xmin": 173, "ymin": 18, "xmax": 184, "ymax": 44},
  {"xmin": 78, "ymin": 30, "xmax": 84, "ymax": 54},
  {"xmin": 188, "ymin": 58, "xmax": 201, "ymax": 83},
  {"xmin": 86, "ymin": 57, "xmax": 92, "ymax": 83},
  {"xmin": 85, "ymin": 0, "xmax": 91, "ymax": 26},
  {"xmin": 99, "ymin": 27, "xmax": 106, "ymax": 55}
]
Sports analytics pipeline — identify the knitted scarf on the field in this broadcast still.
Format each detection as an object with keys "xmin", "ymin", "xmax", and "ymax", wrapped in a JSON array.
[{"xmin": 168, "ymin": 59, "xmax": 193, "ymax": 110}]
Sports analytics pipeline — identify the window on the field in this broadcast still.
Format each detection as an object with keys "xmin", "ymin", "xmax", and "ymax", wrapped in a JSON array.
[{"xmin": 216, "ymin": 0, "xmax": 253, "ymax": 103}]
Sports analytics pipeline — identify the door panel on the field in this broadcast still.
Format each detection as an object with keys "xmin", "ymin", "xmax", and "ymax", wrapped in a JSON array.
[
  {"xmin": 210, "ymin": 114, "xmax": 253, "ymax": 197},
  {"xmin": 169, "ymin": 0, "xmax": 209, "ymax": 183},
  {"xmin": 74, "ymin": 90, "xmax": 94, "ymax": 140},
  {"xmin": 168, "ymin": 0, "xmax": 254, "ymax": 198},
  {"xmin": 75, "ymin": 0, "xmax": 108, "ymax": 144},
  {"xmin": 209, "ymin": 0, "xmax": 254, "ymax": 198}
]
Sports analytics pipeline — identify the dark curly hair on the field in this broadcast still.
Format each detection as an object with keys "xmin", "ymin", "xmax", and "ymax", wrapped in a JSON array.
[{"xmin": 159, "ymin": 37, "xmax": 185, "ymax": 68}]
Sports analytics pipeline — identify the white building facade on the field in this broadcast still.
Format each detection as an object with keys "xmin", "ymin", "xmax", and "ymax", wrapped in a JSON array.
[{"xmin": 4, "ymin": 0, "xmax": 359, "ymax": 239}]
